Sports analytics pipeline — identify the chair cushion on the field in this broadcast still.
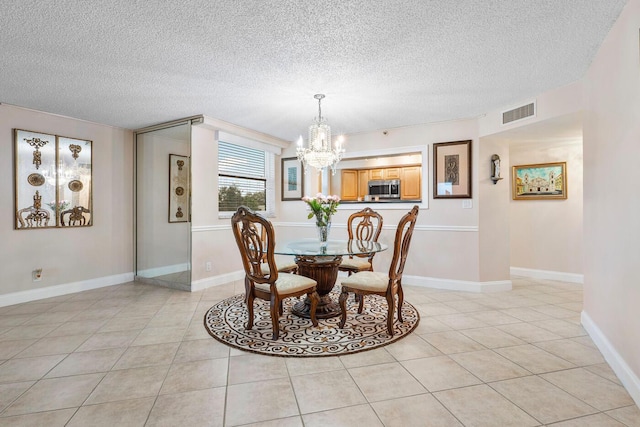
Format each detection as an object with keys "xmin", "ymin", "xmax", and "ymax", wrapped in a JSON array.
[
  {"xmin": 261, "ymin": 261, "xmax": 298, "ymax": 275},
  {"xmin": 339, "ymin": 258, "xmax": 371, "ymax": 271},
  {"xmin": 341, "ymin": 271, "xmax": 389, "ymax": 292},
  {"xmin": 255, "ymin": 273, "xmax": 316, "ymax": 295}
]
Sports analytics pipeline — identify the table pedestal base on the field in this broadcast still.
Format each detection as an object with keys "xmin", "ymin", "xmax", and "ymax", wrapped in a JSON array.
[
  {"xmin": 292, "ymin": 295, "xmax": 341, "ymax": 319},
  {"xmin": 291, "ymin": 254, "xmax": 342, "ymax": 319}
]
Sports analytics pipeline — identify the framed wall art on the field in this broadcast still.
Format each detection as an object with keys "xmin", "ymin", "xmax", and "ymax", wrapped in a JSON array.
[
  {"xmin": 512, "ymin": 162, "xmax": 567, "ymax": 200},
  {"xmin": 433, "ymin": 140, "xmax": 472, "ymax": 198},
  {"xmin": 14, "ymin": 129, "xmax": 93, "ymax": 229},
  {"xmin": 169, "ymin": 154, "xmax": 190, "ymax": 222},
  {"xmin": 281, "ymin": 157, "xmax": 304, "ymax": 201}
]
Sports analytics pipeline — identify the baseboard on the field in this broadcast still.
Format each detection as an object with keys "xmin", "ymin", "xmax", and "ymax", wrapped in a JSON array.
[
  {"xmin": 402, "ymin": 275, "xmax": 512, "ymax": 293},
  {"xmin": 134, "ymin": 276, "xmax": 191, "ymax": 292},
  {"xmin": 191, "ymin": 271, "xmax": 510, "ymax": 294},
  {"xmin": 581, "ymin": 311, "xmax": 640, "ymax": 407},
  {"xmin": 136, "ymin": 263, "xmax": 190, "ymax": 278},
  {"xmin": 0, "ymin": 272, "xmax": 134, "ymax": 307},
  {"xmin": 510, "ymin": 267, "xmax": 584, "ymax": 284},
  {"xmin": 191, "ymin": 270, "xmax": 245, "ymax": 292},
  {"xmin": 0, "ymin": 270, "xmax": 509, "ymax": 307}
]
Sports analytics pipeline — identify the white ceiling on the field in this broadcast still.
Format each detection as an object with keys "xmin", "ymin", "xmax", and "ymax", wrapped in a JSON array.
[{"xmin": 0, "ymin": 1, "xmax": 627, "ymax": 142}]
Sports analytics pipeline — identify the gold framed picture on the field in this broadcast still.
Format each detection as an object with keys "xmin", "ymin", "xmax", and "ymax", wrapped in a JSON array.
[{"xmin": 512, "ymin": 162, "xmax": 567, "ymax": 200}]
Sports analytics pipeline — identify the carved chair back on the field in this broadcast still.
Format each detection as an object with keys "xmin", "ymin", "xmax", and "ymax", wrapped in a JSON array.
[
  {"xmin": 231, "ymin": 206, "xmax": 278, "ymax": 290},
  {"xmin": 346, "ymin": 207, "xmax": 383, "ymax": 260},
  {"xmin": 387, "ymin": 205, "xmax": 419, "ymax": 286}
]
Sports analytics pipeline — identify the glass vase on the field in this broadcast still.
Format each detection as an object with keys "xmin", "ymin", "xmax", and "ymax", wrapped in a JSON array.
[{"xmin": 316, "ymin": 220, "xmax": 331, "ymax": 246}]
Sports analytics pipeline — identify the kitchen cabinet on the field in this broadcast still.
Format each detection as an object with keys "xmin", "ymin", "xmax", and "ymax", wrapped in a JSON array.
[
  {"xmin": 340, "ymin": 166, "xmax": 421, "ymax": 201},
  {"xmin": 385, "ymin": 168, "xmax": 400, "ymax": 179},
  {"xmin": 370, "ymin": 168, "xmax": 400, "ymax": 180},
  {"xmin": 370, "ymin": 169, "xmax": 384, "ymax": 180},
  {"xmin": 401, "ymin": 166, "xmax": 421, "ymax": 200},
  {"xmin": 341, "ymin": 170, "xmax": 358, "ymax": 200},
  {"xmin": 358, "ymin": 170, "xmax": 369, "ymax": 198}
]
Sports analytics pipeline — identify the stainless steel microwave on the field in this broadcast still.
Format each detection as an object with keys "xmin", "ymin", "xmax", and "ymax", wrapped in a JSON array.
[{"xmin": 368, "ymin": 179, "xmax": 400, "ymax": 199}]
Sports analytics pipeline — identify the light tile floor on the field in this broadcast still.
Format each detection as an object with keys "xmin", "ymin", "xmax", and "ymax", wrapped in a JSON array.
[{"xmin": 0, "ymin": 276, "xmax": 638, "ymax": 426}]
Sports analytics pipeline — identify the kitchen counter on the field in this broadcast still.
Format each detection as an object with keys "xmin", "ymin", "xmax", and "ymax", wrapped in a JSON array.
[{"xmin": 340, "ymin": 199, "xmax": 421, "ymax": 204}]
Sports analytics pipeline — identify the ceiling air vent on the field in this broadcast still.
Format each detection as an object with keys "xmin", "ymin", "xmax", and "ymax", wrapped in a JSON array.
[{"xmin": 502, "ymin": 102, "xmax": 535, "ymax": 125}]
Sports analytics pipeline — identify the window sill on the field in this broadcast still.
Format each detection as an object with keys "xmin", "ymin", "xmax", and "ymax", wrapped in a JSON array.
[{"xmin": 218, "ymin": 210, "xmax": 275, "ymax": 219}]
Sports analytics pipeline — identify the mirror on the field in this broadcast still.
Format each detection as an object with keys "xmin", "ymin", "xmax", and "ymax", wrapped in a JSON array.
[
  {"xmin": 135, "ymin": 123, "xmax": 191, "ymax": 290},
  {"xmin": 14, "ymin": 129, "xmax": 93, "ymax": 229}
]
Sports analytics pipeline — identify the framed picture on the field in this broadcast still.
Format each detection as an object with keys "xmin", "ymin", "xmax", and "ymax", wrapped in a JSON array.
[
  {"xmin": 14, "ymin": 129, "xmax": 93, "ymax": 229},
  {"xmin": 281, "ymin": 157, "xmax": 304, "ymax": 201},
  {"xmin": 512, "ymin": 162, "xmax": 567, "ymax": 200},
  {"xmin": 433, "ymin": 140, "xmax": 472, "ymax": 198},
  {"xmin": 169, "ymin": 154, "xmax": 190, "ymax": 222}
]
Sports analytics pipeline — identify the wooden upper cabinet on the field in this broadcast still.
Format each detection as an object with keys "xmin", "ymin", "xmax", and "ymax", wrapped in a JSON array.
[
  {"xmin": 358, "ymin": 169, "xmax": 369, "ymax": 198},
  {"xmin": 401, "ymin": 166, "xmax": 421, "ymax": 200},
  {"xmin": 370, "ymin": 168, "xmax": 400, "ymax": 180},
  {"xmin": 385, "ymin": 168, "xmax": 400, "ymax": 179},
  {"xmin": 341, "ymin": 170, "xmax": 358, "ymax": 200},
  {"xmin": 370, "ymin": 169, "xmax": 384, "ymax": 180}
]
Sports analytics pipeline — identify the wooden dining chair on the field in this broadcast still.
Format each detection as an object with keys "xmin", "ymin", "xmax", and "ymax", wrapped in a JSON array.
[
  {"xmin": 338, "ymin": 207, "xmax": 384, "ymax": 275},
  {"xmin": 339, "ymin": 205, "xmax": 419, "ymax": 336},
  {"xmin": 231, "ymin": 206, "xmax": 319, "ymax": 340},
  {"xmin": 258, "ymin": 224, "xmax": 298, "ymax": 275}
]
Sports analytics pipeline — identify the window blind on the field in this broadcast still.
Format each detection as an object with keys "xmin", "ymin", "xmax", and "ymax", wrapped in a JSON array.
[{"xmin": 218, "ymin": 141, "xmax": 269, "ymax": 213}]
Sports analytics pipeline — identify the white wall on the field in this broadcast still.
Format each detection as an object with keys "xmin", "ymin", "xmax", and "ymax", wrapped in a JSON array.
[
  {"xmin": 190, "ymin": 125, "xmax": 242, "ymax": 284},
  {"xmin": 478, "ymin": 79, "xmax": 585, "ymax": 284},
  {"xmin": 509, "ymin": 139, "xmax": 583, "ymax": 277},
  {"xmin": 479, "ymin": 82, "xmax": 583, "ymax": 138},
  {"xmin": 478, "ymin": 137, "xmax": 511, "ymax": 282},
  {"xmin": 188, "ymin": 111, "xmax": 514, "ymax": 291},
  {"xmin": 582, "ymin": 0, "xmax": 640, "ymax": 404},
  {"xmin": 276, "ymin": 118, "xmax": 508, "ymax": 289},
  {"xmin": 0, "ymin": 104, "xmax": 133, "ymax": 302},
  {"xmin": 189, "ymin": 121, "xmax": 284, "ymax": 289}
]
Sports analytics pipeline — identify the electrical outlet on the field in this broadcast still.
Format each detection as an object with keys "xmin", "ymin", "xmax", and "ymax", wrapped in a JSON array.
[
  {"xmin": 205, "ymin": 261, "xmax": 212, "ymax": 272},
  {"xmin": 462, "ymin": 200, "xmax": 473, "ymax": 209},
  {"xmin": 32, "ymin": 268, "xmax": 42, "ymax": 281}
]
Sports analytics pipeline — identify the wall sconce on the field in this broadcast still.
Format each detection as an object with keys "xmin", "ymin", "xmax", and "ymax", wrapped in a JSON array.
[{"xmin": 491, "ymin": 154, "xmax": 503, "ymax": 184}]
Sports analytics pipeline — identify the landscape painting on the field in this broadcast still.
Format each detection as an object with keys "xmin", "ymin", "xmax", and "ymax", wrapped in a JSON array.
[{"xmin": 512, "ymin": 162, "xmax": 567, "ymax": 200}]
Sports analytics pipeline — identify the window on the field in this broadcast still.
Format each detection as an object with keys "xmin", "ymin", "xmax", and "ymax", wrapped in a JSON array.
[{"xmin": 218, "ymin": 140, "xmax": 274, "ymax": 215}]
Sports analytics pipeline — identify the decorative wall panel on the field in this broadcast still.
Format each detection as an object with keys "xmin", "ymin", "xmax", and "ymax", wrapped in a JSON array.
[
  {"xmin": 169, "ymin": 154, "xmax": 189, "ymax": 223},
  {"xmin": 14, "ymin": 129, "xmax": 92, "ymax": 229}
]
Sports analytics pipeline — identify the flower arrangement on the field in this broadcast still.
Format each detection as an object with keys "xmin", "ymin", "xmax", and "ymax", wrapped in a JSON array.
[
  {"xmin": 46, "ymin": 200, "xmax": 70, "ymax": 212},
  {"xmin": 302, "ymin": 193, "xmax": 340, "ymax": 227}
]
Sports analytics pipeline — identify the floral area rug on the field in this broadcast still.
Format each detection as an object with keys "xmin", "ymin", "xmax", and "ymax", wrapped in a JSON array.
[{"xmin": 203, "ymin": 289, "xmax": 420, "ymax": 357}]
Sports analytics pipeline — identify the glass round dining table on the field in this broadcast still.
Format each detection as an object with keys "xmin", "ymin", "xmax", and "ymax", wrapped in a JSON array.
[{"xmin": 274, "ymin": 239, "xmax": 388, "ymax": 318}]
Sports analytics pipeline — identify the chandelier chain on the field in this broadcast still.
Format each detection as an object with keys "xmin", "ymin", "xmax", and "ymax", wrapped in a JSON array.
[{"xmin": 315, "ymin": 93, "xmax": 324, "ymax": 121}]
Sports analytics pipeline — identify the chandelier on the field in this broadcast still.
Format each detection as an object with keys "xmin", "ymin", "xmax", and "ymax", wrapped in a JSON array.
[{"xmin": 296, "ymin": 94, "xmax": 345, "ymax": 174}]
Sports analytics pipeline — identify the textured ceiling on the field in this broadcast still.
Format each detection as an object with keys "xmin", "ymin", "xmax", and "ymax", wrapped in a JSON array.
[{"xmin": 0, "ymin": 0, "xmax": 627, "ymax": 141}]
